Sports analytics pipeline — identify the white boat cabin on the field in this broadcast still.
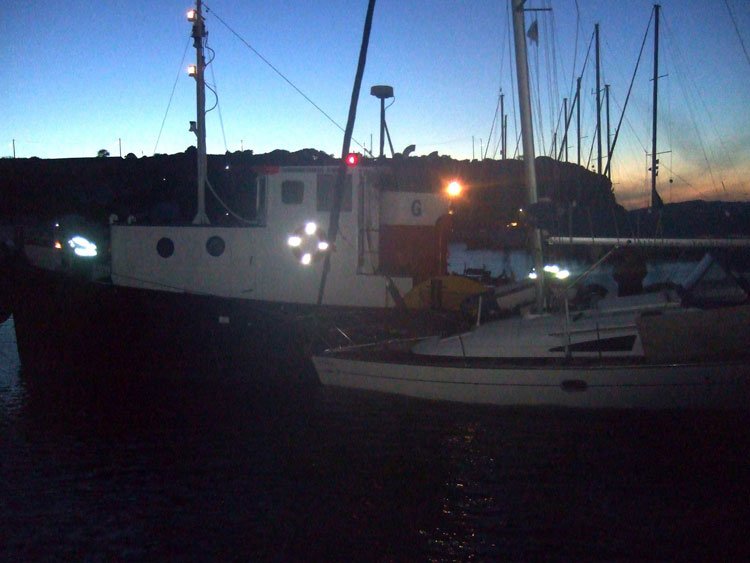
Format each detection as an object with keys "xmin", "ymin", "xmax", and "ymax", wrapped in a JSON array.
[{"xmin": 109, "ymin": 163, "xmax": 453, "ymax": 308}]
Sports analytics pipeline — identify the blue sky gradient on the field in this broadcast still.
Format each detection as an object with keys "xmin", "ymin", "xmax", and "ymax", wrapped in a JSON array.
[{"xmin": 5, "ymin": 0, "xmax": 749, "ymax": 208}]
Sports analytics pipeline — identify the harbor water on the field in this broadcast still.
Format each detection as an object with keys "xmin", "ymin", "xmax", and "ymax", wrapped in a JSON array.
[{"xmin": 1, "ymin": 316, "xmax": 749, "ymax": 560}]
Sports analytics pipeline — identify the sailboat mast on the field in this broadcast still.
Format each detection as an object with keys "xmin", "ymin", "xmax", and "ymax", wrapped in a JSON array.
[
  {"xmin": 650, "ymin": 4, "xmax": 661, "ymax": 208},
  {"xmin": 191, "ymin": 0, "xmax": 209, "ymax": 225},
  {"xmin": 511, "ymin": 0, "xmax": 545, "ymax": 311},
  {"xmin": 595, "ymin": 23, "xmax": 602, "ymax": 175}
]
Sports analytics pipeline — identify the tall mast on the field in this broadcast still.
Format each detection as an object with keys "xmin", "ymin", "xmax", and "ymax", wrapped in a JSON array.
[
  {"xmin": 500, "ymin": 92, "xmax": 506, "ymax": 159},
  {"xmin": 191, "ymin": 0, "xmax": 209, "ymax": 225},
  {"xmin": 595, "ymin": 23, "xmax": 602, "ymax": 175},
  {"xmin": 650, "ymin": 4, "xmax": 661, "ymax": 208},
  {"xmin": 576, "ymin": 76, "xmax": 581, "ymax": 166},
  {"xmin": 511, "ymin": 0, "xmax": 545, "ymax": 312},
  {"xmin": 605, "ymin": 83, "xmax": 611, "ymax": 179}
]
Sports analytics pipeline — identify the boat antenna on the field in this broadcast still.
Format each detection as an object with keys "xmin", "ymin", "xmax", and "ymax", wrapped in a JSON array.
[
  {"xmin": 511, "ymin": 0, "xmax": 546, "ymax": 312},
  {"xmin": 189, "ymin": 0, "xmax": 210, "ymax": 225},
  {"xmin": 371, "ymin": 85, "xmax": 395, "ymax": 158}
]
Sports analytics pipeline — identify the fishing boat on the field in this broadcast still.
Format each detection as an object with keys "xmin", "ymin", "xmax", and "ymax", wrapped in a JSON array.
[
  {"xmin": 312, "ymin": 1, "xmax": 750, "ymax": 409},
  {"xmin": 7, "ymin": 1, "xmax": 481, "ymax": 374}
]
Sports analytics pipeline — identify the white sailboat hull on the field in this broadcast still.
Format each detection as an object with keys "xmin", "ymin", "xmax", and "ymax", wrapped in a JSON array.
[{"xmin": 313, "ymin": 342, "xmax": 750, "ymax": 409}]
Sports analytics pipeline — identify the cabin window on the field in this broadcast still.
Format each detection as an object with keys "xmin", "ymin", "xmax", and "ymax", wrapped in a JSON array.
[
  {"xmin": 206, "ymin": 236, "xmax": 226, "ymax": 257},
  {"xmin": 316, "ymin": 174, "xmax": 352, "ymax": 212},
  {"xmin": 282, "ymin": 180, "xmax": 305, "ymax": 204},
  {"xmin": 156, "ymin": 237, "xmax": 174, "ymax": 258}
]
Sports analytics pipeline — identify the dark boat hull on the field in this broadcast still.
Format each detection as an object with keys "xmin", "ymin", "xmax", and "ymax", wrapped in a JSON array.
[{"xmin": 9, "ymin": 262, "xmax": 462, "ymax": 377}]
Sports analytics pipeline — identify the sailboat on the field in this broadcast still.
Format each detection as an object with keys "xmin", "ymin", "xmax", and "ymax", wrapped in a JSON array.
[
  {"xmin": 311, "ymin": 1, "xmax": 750, "ymax": 409},
  {"xmin": 8, "ymin": 1, "xmax": 475, "ymax": 374}
]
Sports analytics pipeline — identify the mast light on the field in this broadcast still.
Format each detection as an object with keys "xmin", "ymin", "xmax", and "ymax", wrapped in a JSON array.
[
  {"xmin": 187, "ymin": 64, "xmax": 197, "ymax": 77},
  {"xmin": 187, "ymin": 9, "xmax": 198, "ymax": 22}
]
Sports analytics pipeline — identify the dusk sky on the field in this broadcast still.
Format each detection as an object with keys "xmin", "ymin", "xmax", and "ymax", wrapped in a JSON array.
[{"xmin": 5, "ymin": 0, "xmax": 749, "ymax": 208}]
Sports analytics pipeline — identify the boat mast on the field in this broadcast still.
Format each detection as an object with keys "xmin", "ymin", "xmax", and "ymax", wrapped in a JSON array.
[
  {"xmin": 650, "ymin": 4, "xmax": 661, "ymax": 209},
  {"xmin": 511, "ymin": 0, "xmax": 545, "ymax": 312},
  {"xmin": 595, "ymin": 23, "xmax": 602, "ymax": 175},
  {"xmin": 191, "ymin": 0, "xmax": 210, "ymax": 225}
]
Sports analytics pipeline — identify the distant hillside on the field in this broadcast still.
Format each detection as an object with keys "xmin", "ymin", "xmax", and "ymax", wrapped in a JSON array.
[
  {"xmin": 0, "ymin": 149, "xmax": 611, "ymax": 228},
  {"xmin": 3, "ymin": 150, "xmax": 745, "ymax": 248}
]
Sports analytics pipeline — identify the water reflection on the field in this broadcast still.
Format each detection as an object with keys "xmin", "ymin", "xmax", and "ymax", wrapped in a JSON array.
[
  {"xmin": 2, "ymin": 315, "xmax": 750, "ymax": 560},
  {"xmin": 0, "ymin": 317, "xmax": 23, "ymax": 421}
]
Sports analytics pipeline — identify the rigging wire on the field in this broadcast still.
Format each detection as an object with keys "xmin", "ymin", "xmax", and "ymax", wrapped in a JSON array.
[
  {"xmin": 661, "ymin": 13, "xmax": 721, "ymax": 195},
  {"xmin": 603, "ymin": 8, "xmax": 654, "ymax": 179},
  {"xmin": 205, "ymin": 42, "xmax": 229, "ymax": 153},
  {"xmin": 529, "ymin": 17, "xmax": 547, "ymax": 155},
  {"xmin": 567, "ymin": 0, "xmax": 581, "ymax": 106},
  {"xmin": 725, "ymin": 0, "xmax": 750, "ymax": 69},
  {"xmin": 484, "ymin": 12, "xmax": 510, "ymax": 160},
  {"xmin": 153, "ymin": 37, "xmax": 192, "ymax": 154},
  {"xmin": 506, "ymin": 1, "xmax": 521, "ymax": 159},
  {"xmin": 202, "ymin": 2, "xmax": 368, "ymax": 154},
  {"xmin": 543, "ymin": 0, "xmax": 560, "ymax": 155},
  {"xmin": 609, "ymin": 90, "xmax": 647, "ymax": 153},
  {"xmin": 557, "ymin": 27, "xmax": 593, "ymax": 161}
]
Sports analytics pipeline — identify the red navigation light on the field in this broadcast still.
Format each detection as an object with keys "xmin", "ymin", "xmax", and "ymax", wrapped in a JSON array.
[{"xmin": 345, "ymin": 153, "xmax": 360, "ymax": 167}]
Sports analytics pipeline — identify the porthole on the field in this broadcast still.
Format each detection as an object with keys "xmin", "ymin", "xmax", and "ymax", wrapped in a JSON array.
[
  {"xmin": 156, "ymin": 237, "xmax": 174, "ymax": 258},
  {"xmin": 206, "ymin": 236, "xmax": 225, "ymax": 257}
]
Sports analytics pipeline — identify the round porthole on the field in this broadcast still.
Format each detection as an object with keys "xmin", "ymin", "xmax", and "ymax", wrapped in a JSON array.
[
  {"xmin": 156, "ymin": 237, "xmax": 174, "ymax": 258},
  {"xmin": 206, "ymin": 236, "xmax": 225, "ymax": 257}
]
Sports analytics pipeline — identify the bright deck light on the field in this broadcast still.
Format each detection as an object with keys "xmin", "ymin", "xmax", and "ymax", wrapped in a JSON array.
[
  {"xmin": 68, "ymin": 235, "xmax": 97, "ymax": 258},
  {"xmin": 287, "ymin": 235, "xmax": 302, "ymax": 247},
  {"xmin": 555, "ymin": 269, "xmax": 571, "ymax": 280},
  {"xmin": 304, "ymin": 222, "xmax": 317, "ymax": 236},
  {"xmin": 301, "ymin": 253, "xmax": 312, "ymax": 265},
  {"xmin": 446, "ymin": 180, "xmax": 462, "ymax": 198},
  {"xmin": 317, "ymin": 241, "xmax": 329, "ymax": 252}
]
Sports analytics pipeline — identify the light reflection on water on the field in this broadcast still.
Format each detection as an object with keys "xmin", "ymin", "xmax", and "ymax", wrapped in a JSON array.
[{"xmin": 2, "ymin": 315, "xmax": 750, "ymax": 560}]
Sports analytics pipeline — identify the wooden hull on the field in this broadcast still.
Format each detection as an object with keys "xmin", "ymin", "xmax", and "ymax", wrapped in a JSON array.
[{"xmin": 313, "ymin": 341, "xmax": 750, "ymax": 409}]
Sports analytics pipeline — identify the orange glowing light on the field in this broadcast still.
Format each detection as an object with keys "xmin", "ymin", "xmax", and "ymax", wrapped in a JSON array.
[{"xmin": 446, "ymin": 180, "xmax": 462, "ymax": 198}]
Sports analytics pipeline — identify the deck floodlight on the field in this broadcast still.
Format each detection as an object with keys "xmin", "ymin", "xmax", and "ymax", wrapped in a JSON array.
[
  {"xmin": 68, "ymin": 235, "xmax": 97, "ymax": 258},
  {"xmin": 446, "ymin": 180, "xmax": 462, "ymax": 198}
]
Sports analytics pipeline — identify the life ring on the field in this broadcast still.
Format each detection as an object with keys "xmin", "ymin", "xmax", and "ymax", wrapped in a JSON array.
[{"xmin": 287, "ymin": 221, "xmax": 331, "ymax": 265}]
